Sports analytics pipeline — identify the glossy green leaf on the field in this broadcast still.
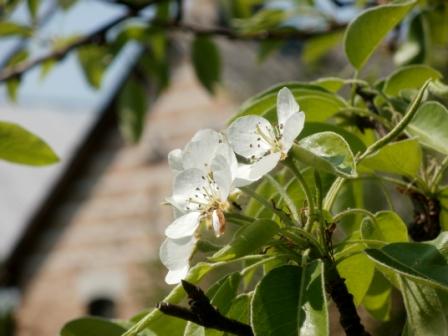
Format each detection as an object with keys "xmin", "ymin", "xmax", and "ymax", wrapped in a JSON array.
[
  {"xmin": 362, "ymin": 271, "xmax": 392, "ymax": 321},
  {"xmin": 184, "ymin": 273, "xmax": 241, "ymax": 336},
  {"xmin": 429, "ymin": 232, "xmax": 448, "ymax": 260},
  {"xmin": 384, "ymin": 65, "xmax": 442, "ymax": 96},
  {"xmin": 77, "ymin": 46, "xmax": 110, "ymax": 89},
  {"xmin": 251, "ymin": 262, "xmax": 328, "ymax": 336},
  {"xmin": 118, "ymin": 78, "xmax": 149, "ymax": 143},
  {"xmin": 192, "ymin": 36, "xmax": 220, "ymax": 93},
  {"xmin": 407, "ymin": 101, "xmax": 448, "ymax": 155},
  {"xmin": 60, "ymin": 317, "xmax": 126, "ymax": 336},
  {"xmin": 291, "ymin": 132, "xmax": 357, "ymax": 178},
  {"xmin": 210, "ymin": 219, "xmax": 279, "ymax": 262},
  {"xmin": 0, "ymin": 121, "xmax": 59, "ymax": 166},
  {"xmin": 365, "ymin": 243, "xmax": 448, "ymax": 291},
  {"xmin": 230, "ymin": 85, "xmax": 345, "ymax": 124},
  {"xmin": 312, "ymin": 77, "xmax": 345, "ymax": 93},
  {"xmin": 399, "ymin": 276, "xmax": 448, "ymax": 335},
  {"xmin": 359, "ymin": 139, "xmax": 422, "ymax": 177},
  {"xmin": 300, "ymin": 122, "xmax": 366, "ymax": 155},
  {"xmin": 337, "ymin": 253, "xmax": 375, "ymax": 306},
  {"xmin": 361, "ymin": 211, "xmax": 409, "ymax": 246},
  {"xmin": 225, "ymin": 293, "xmax": 252, "ymax": 327},
  {"xmin": 344, "ymin": 0, "xmax": 416, "ymax": 69},
  {"xmin": 0, "ymin": 21, "xmax": 32, "ymax": 37}
]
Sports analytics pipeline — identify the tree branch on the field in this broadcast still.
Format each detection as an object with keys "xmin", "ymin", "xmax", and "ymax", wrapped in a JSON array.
[
  {"xmin": 157, "ymin": 280, "xmax": 254, "ymax": 336},
  {"xmin": 0, "ymin": 13, "xmax": 345, "ymax": 83}
]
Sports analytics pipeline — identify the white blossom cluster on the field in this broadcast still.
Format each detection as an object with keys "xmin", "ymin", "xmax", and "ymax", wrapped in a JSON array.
[{"xmin": 160, "ymin": 87, "xmax": 305, "ymax": 284}]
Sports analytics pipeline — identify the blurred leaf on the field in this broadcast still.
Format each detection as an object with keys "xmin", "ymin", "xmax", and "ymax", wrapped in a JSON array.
[
  {"xmin": 225, "ymin": 293, "xmax": 252, "ymax": 328},
  {"xmin": 384, "ymin": 65, "xmax": 442, "ymax": 96},
  {"xmin": 27, "ymin": 0, "xmax": 39, "ymax": 21},
  {"xmin": 361, "ymin": 211, "xmax": 409, "ymax": 246},
  {"xmin": 0, "ymin": 121, "xmax": 59, "ymax": 166},
  {"xmin": 292, "ymin": 132, "xmax": 357, "ymax": 178},
  {"xmin": 344, "ymin": 0, "xmax": 416, "ymax": 69},
  {"xmin": 332, "ymin": 180, "xmax": 364, "ymax": 234},
  {"xmin": 210, "ymin": 219, "xmax": 279, "ymax": 262},
  {"xmin": 251, "ymin": 262, "xmax": 328, "ymax": 336},
  {"xmin": 0, "ymin": 21, "xmax": 32, "ymax": 37},
  {"xmin": 234, "ymin": 9, "xmax": 286, "ymax": 33},
  {"xmin": 6, "ymin": 78, "xmax": 20, "ymax": 102},
  {"xmin": 39, "ymin": 59, "xmax": 56, "ymax": 81},
  {"xmin": 61, "ymin": 317, "xmax": 126, "ymax": 336},
  {"xmin": 118, "ymin": 78, "xmax": 149, "ymax": 143},
  {"xmin": 303, "ymin": 31, "xmax": 343, "ymax": 64},
  {"xmin": 58, "ymin": 0, "xmax": 77, "ymax": 10},
  {"xmin": 362, "ymin": 271, "xmax": 392, "ymax": 321},
  {"xmin": 312, "ymin": 77, "xmax": 346, "ymax": 93},
  {"xmin": 399, "ymin": 276, "xmax": 448, "ymax": 335},
  {"xmin": 258, "ymin": 39, "xmax": 284, "ymax": 63},
  {"xmin": 77, "ymin": 45, "xmax": 111, "ymax": 89},
  {"xmin": 192, "ymin": 36, "xmax": 221, "ymax": 93},
  {"xmin": 407, "ymin": 101, "xmax": 448, "ymax": 155},
  {"xmin": 365, "ymin": 243, "xmax": 448, "ymax": 291},
  {"xmin": 337, "ymin": 252, "xmax": 375, "ymax": 306},
  {"xmin": 359, "ymin": 139, "xmax": 422, "ymax": 177},
  {"xmin": 394, "ymin": 13, "xmax": 429, "ymax": 65}
]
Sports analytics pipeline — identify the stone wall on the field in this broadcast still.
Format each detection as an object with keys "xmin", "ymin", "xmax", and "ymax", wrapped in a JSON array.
[{"xmin": 15, "ymin": 62, "xmax": 237, "ymax": 336}]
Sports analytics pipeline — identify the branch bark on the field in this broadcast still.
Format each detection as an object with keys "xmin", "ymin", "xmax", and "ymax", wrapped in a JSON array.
[{"xmin": 157, "ymin": 280, "xmax": 254, "ymax": 336}]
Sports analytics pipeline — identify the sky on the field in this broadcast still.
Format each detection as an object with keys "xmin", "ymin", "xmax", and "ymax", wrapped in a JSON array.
[{"xmin": 0, "ymin": 0, "xmax": 140, "ymax": 260}]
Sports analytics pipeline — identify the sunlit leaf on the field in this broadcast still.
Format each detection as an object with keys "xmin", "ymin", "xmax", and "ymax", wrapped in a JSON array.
[
  {"xmin": 61, "ymin": 317, "xmax": 126, "ymax": 336},
  {"xmin": 0, "ymin": 21, "xmax": 32, "ymax": 37},
  {"xmin": 344, "ymin": 0, "xmax": 416, "ymax": 69},
  {"xmin": 251, "ymin": 262, "xmax": 328, "ymax": 336},
  {"xmin": 0, "ymin": 121, "xmax": 59, "ymax": 166},
  {"xmin": 384, "ymin": 65, "xmax": 442, "ymax": 96}
]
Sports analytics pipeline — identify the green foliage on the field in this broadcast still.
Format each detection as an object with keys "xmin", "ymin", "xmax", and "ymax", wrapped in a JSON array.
[
  {"xmin": 0, "ymin": 121, "xmax": 59, "ymax": 166},
  {"xmin": 251, "ymin": 263, "xmax": 328, "ymax": 336},
  {"xmin": 77, "ymin": 46, "xmax": 111, "ymax": 89},
  {"xmin": 192, "ymin": 36, "xmax": 221, "ymax": 93},
  {"xmin": 60, "ymin": 317, "xmax": 126, "ymax": 336},
  {"xmin": 344, "ymin": 0, "xmax": 416, "ymax": 69}
]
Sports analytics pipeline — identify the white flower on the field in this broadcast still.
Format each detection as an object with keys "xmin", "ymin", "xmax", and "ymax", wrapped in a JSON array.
[
  {"xmin": 168, "ymin": 129, "xmax": 238, "ymax": 179},
  {"xmin": 165, "ymin": 154, "xmax": 234, "ymax": 240},
  {"xmin": 159, "ymin": 236, "xmax": 197, "ymax": 285},
  {"xmin": 228, "ymin": 87, "xmax": 305, "ymax": 185}
]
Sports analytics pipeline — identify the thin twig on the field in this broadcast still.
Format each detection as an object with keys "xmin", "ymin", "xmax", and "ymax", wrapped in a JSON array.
[{"xmin": 158, "ymin": 280, "xmax": 254, "ymax": 336}]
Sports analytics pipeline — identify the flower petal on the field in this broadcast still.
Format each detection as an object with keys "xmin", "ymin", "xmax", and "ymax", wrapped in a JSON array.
[
  {"xmin": 182, "ymin": 129, "xmax": 224, "ymax": 170},
  {"xmin": 277, "ymin": 87, "xmax": 300, "ymax": 126},
  {"xmin": 212, "ymin": 209, "xmax": 225, "ymax": 237},
  {"xmin": 234, "ymin": 152, "xmax": 281, "ymax": 186},
  {"xmin": 172, "ymin": 168, "xmax": 208, "ymax": 208},
  {"xmin": 165, "ymin": 211, "xmax": 201, "ymax": 239},
  {"xmin": 228, "ymin": 116, "xmax": 274, "ymax": 159},
  {"xmin": 168, "ymin": 148, "xmax": 183, "ymax": 172},
  {"xmin": 211, "ymin": 155, "xmax": 232, "ymax": 200},
  {"xmin": 165, "ymin": 266, "xmax": 189, "ymax": 285},
  {"xmin": 160, "ymin": 236, "xmax": 196, "ymax": 283},
  {"xmin": 281, "ymin": 111, "xmax": 305, "ymax": 152}
]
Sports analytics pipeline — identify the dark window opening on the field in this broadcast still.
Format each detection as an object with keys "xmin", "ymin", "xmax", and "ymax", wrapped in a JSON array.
[{"xmin": 87, "ymin": 297, "xmax": 116, "ymax": 318}]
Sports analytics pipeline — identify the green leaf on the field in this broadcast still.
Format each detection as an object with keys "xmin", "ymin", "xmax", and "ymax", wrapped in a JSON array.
[
  {"xmin": 27, "ymin": 0, "xmax": 40, "ymax": 21},
  {"xmin": 291, "ymin": 132, "xmax": 357, "ymax": 178},
  {"xmin": 344, "ymin": 0, "xmax": 416, "ymax": 69},
  {"xmin": 191, "ymin": 36, "xmax": 220, "ymax": 93},
  {"xmin": 0, "ymin": 21, "xmax": 32, "ymax": 37},
  {"xmin": 303, "ymin": 31, "xmax": 343, "ymax": 64},
  {"xmin": 210, "ymin": 219, "xmax": 279, "ymax": 262},
  {"xmin": 118, "ymin": 78, "xmax": 149, "ymax": 143},
  {"xmin": 429, "ymin": 232, "xmax": 448, "ymax": 260},
  {"xmin": 312, "ymin": 77, "xmax": 346, "ymax": 93},
  {"xmin": 184, "ymin": 273, "xmax": 241, "ymax": 336},
  {"xmin": 251, "ymin": 262, "xmax": 328, "ymax": 336},
  {"xmin": 299, "ymin": 122, "xmax": 366, "ymax": 155},
  {"xmin": 60, "ymin": 317, "xmax": 126, "ymax": 336},
  {"xmin": 337, "ymin": 253, "xmax": 375, "ymax": 306},
  {"xmin": 394, "ymin": 14, "xmax": 429, "ymax": 65},
  {"xmin": 361, "ymin": 211, "xmax": 409, "ymax": 246},
  {"xmin": 384, "ymin": 65, "xmax": 442, "ymax": 96},
  {"xmin": 365, "ymin": 243, "xmax": 448, "ymax": 291},
  {"xmin": 362, "ymin": 271, "xmax": 392, "ymax": 321},
  {"xmin": 0, "ymin": 121, "xmax": 59, "ymax": 166},
  {"xmin": 407, "ymin": 101, "xmax": 448, "ymax": 155},
  {"xmin": 359, "ymin": 139, "xmax": 422, "ymax": 177},
  {"xmin": 6, "ymin": 78, "xmax": 20, "ymax": 102},
  {"xmin": 398, "ymin": 276, "xmax": 448, "ymax": 335},
  {"xmin": 77, "ymin": 46, "xmax": 110, "ymax": 89},
  {"xmin": 225, "ymin": 293, "xmax": 252, "ymax": 326}
]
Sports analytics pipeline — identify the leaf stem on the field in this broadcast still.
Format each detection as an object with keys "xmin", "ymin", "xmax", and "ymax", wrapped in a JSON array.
[{"xmin": 332, "ymin": 208, "xmax": 376, "ymax": 224}]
